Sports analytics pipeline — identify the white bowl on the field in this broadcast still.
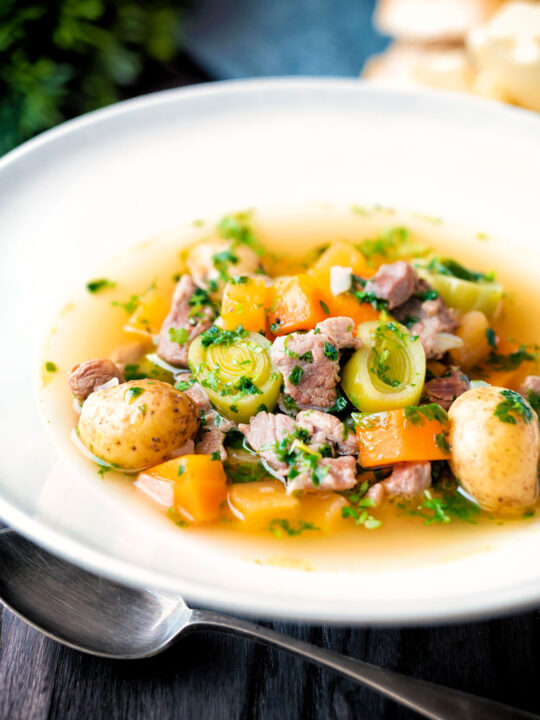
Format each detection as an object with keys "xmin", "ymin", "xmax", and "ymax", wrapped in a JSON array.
[{"xmin": 1, "ymin": 78, "xmax": 540, "ymax": 624}]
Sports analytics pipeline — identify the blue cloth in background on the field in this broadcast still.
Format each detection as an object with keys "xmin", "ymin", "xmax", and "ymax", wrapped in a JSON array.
[{"xmin": 183, "ymin": 0, "xmax": 389, "ymax": 79}]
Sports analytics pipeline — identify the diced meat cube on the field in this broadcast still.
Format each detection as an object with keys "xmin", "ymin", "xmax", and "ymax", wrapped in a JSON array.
[
  {"xmin": 424, "ymin": 367, "xmax": 470, "ymax": 410},
  {"xmin": 315, "ymin": 317, "xmax": 362, "ymax": 350},
  {"xmin": 366, "ymin": 482, "xmax": 385, "ymax": 507},
  {"xmin": 271, "ymin": 316, "xmax": 359, "ymax": 410},
  {"xmin": 395, "ymin": 294, "xmax": 458, "ymax": 359},
  {"xmin": 363, "ymin": 261, "xmax": 419, "ymax": 309},
  {"xmin": 520, "ymin": 375, "xmax": 540, "ymax": 399},
  {"xmin": 239, "ymin": 412, "xmax": 297, "ymax": 474},
  {"xmin": 170, "ymin": 439, "xmax": 195, "ymax": 457},
  {"xmin": 196, "ymin": 429, "xmax": 227, "ymax": 461},
  {"xmin": 296, "ymin": 410, "xmax": 358, "ymax": 455},
  {"xmin": 181, "ymin": 375, "xmax": 235, "ymax": 432},
  {"xmin": 68, "ymin": 359, "xmax": 124, "ymax": 401},
  {"xmin": 382, "ymin": 462, "xmax": 431, "ymax": 499},
  {"xmin": 157, "ymin": 275, "xmax": 215, "ymax": 367},
  {"xmin": 287, "ymin": 456, "xmax": 358, "ymax": 494}
]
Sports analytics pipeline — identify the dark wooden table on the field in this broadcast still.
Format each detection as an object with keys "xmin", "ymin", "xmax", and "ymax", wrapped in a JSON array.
[{"xmin": 2, "ymin": 582, "xmax": 540, "ymax": 720}]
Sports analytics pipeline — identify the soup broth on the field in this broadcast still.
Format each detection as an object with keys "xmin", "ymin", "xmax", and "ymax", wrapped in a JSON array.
[{"xmin": 39, "ymin": 205, "xmax": 540, "ymax": 570}]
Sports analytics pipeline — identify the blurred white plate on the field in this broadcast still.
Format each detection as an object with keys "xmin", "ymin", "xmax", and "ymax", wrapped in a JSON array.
[{"xmin": 1, "ymin": 78, "xmax": 540, "ymax": 624}]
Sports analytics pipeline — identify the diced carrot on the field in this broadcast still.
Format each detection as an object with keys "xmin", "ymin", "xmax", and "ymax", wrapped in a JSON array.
[
  {"xmin": 299, "ymin": 492, "xmax": 349, "ymax": 534},
  {"xmin": 356, "ymin": 407, "xmax": 450, "ymax": 468},
  {"xmin": 138, "ymin": 455, "xmax": 228, "ymax": 524},
  {"xmin": 312, "ymin": 241, "xmax": 376, "ymax": 278},
  {"xmin": 267, "ymin": 273, "xmax": 326, "ymax": 334},
  {"xmin": 125, "ymin": 288, "xmax": 170, "ymax": 338},
  {"xmin": 309, "ymin": 268, "xmax": 380, "ymax": 326},
  {"xmin": 228, "ymin": 480, "xmax": 300, "ymax": 530},
  {"xmin": 221, "ymin": 276, "xmax": 267, "ymax": 334}
]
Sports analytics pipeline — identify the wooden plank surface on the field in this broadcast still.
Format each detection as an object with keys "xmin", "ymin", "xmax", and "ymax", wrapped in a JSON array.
[{"xmin": 2, "ymin": 599, "xmax": 540, "ymax": 720}]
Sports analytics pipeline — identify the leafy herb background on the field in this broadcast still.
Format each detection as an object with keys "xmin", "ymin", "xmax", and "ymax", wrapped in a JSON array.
[{"xmin": 0, "ymin": 0, "xmax": 192, "ymax": 156}]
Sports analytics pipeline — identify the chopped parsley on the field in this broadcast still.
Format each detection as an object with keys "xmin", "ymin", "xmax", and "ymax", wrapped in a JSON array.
[
  {"xmin": 483, "ymin": 344, "xmax": 537, "ymax": 372},
  {"xmin": 216, "ymin": 212, "xmax": 264, "ymax": 256},
  {"xmin": 177, "ymin": 464, "xmax": 185, "ymax": 476},
  {"xmin": 326, "ymin": 393, "xmax": 348, "ymax": 414},
  {"xmin": 225, "ymin": 460, "xmax": 270, "ymax": 483},
  {"xmin": 434, "ymin": 431, "xmax": 450, "ymax": 454},
  {"xmin": 125, "ymin": 386, "xmax": 145, "ymax": 402},
  {"xmin": 268, "ymin": 519, "xmax": 319, "ymax": 538},
  {"xmin": 300, "ymin": 350, "xmax": 314, "ymax": 363},
  {"xmin": 270, "ymin": 320, "xmax": 281, "ymax": 334},
  {"xmin": 526, "ymin": 390, "xmax": 540, "ymax": 416},
  {"xmin": 138, "ymin": 403, "xmax": 148, "ymax": 415},
  {"xmin": 167, "ymin": 507, "xmax": 187, "ymax": 526},
  {"xmin": 323, "ymin": 342, "xmax": 338, "ymax": 361},
  {"xmin": 188, "ymin": 287, "xmax": 217, "ymax": 320},
  {"xmin": 282, "ymin": 394, "xmax": 299, "ymax": 412},
  {"xmin": 175, "ymin": 377, "xmax": 196, "ymax": 391},
  {"xmin": 426, "ymin": 257, "xmax": 495, "ymax": 284},
  {"xmin": 111, "ymin": 281, "xmax": 155, "ymax": 315},
  {"xmin": 229, "ymin": 404, "xmax": 239, "ymax": 413},
  {"xmin": 200, "ymin": 325, "xmax": 249, "ymax": 348},
  {"xmin": 485, "ymin": 328, "xmax": 497, "ymax": 349},
  {"xmin": 212, "ymin": 249, "xmax": 239, "ymax": 281},
  {"xmin": 494, "ymin": 389, "xmax": 534, "ymax": 425},
  {"xmin": 45, "ymin": 361, "xmax": 57, "ymax": 373},
  {"xmin": 401, "ymin": 490, "xmax": 480, "ymax": 525},
  {"xmin": 403, "ymin": 404, "xmax": 448, "ymax": 426},
  {"xmin": 211, "ymin": 451, "xmax": 221, "ymax": 461},
  {"xmin": 415, "ymin": 288, "xmax": 438, "ymax": 301},
  {"xmin": 168, "ymin": 327, "xmax": 189, "ymax": 345},
  {"xmin": 288, "ymin": 366, "xmax": 304, "ymax": 386},
  {"xmin": 234, "ymin": 376, "xmax": 262, "ymax": 395},
  {"xmin": 341, "ymin": 486, "xmax": 381, "ymax": 529},
  {"xmin": 86, "ymin": 278, "xmax": 116, "ymax": 293},
  {"xmin": 231, "ymin": 275, "xmax": 249, "ymax": 285},
  {"xmin": 319, "ymin": 300, "xmax": 330, "ymax": 315}
]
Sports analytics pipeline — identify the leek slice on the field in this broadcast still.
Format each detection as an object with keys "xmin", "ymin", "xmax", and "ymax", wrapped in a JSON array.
[
  {"xmin": 341, "ymin": 320, "xmax": 425, "ymax": 413},
  {"xmin": 414, "ymin": 259, "xmax": 503, "ymax": 318},
  {"xmin": 188, "ymin": 327, "xmax": 282, "ymax": 423}
]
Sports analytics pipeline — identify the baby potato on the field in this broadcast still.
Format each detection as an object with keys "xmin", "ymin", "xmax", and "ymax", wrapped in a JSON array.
[
  {"xmin": 449, "ymin": 386, "xmax": 539, "ymax": 513},
  {"xmin": 78, "ymin": 379, "xmax": 200, "ymax": 471},
  {"xmin": 186, "ymin": 240, "xmax": 261, "ymax": 298}
]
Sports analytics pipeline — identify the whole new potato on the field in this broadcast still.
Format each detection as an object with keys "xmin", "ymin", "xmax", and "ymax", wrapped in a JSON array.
[
  {"xmin": 448, "ymin": 385, "xmax": 539, "ymax": 513},
  {"xmin": 78, "ymin": 379, "xmax": 200, "ymax": 471}
]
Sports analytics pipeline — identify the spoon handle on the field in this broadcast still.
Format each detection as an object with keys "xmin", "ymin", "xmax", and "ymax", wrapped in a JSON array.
[{"xmin": 188, "ymin": 610, "xmax": 537, "ymax": 720}]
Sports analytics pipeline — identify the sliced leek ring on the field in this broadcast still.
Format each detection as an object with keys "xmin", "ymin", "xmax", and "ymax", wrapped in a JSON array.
[
  {"xmin": 414, "ymin": 263, "xmax": 503, "ymax": 318},
  {"xmin": 341, "ymin": 320, "xmax": 426, "ymax": 413},
  {"xmin": 188, "ymin": 328, "xmax": 282, "ymax": 423}
]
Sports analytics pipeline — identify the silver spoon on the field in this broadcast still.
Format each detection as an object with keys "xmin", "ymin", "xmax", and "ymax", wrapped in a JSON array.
[{"xmin": 0, "ymin": 529, "xmax": 536, "ymax": 720}]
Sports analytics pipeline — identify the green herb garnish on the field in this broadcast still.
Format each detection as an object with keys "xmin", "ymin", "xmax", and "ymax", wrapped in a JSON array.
[
  {"xmin": 288, "ymin": 366, "xmax": 304, "ymax": 386},
  {"xmin": 86, "ymin": 278, "xmax": 116, "ymax": 294},
  {"xmin": 494, "ymin": 389, "xmax": 534, "ymax": 425},
  {"xmin": 45, "ymin": 361, "xmax": 57, "ymax": 373},
  {"xmin": 268, "ymin": 519, "xmax": 319, "ymax": 537},
  {"xmin": 323, "ymin": 342, "xmax": 338, "ymax": 361},
  {"xmin": 168, "ymin": 327, "xmax": 189, "ymax": 345}
]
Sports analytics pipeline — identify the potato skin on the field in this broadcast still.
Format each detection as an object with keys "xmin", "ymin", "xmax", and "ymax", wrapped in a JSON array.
[
  {"xmin": 78, "ymin": 379, "xmax": 200, "ymax": 471},
  {"xmin": 449, "ymin": 386, "xmax": 539, "ymax": 513}
]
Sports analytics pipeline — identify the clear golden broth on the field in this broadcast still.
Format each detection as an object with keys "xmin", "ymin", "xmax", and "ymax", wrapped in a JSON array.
[{"xmin": 39, "ymin": 205, "xmax": 540, "ymax": 568}]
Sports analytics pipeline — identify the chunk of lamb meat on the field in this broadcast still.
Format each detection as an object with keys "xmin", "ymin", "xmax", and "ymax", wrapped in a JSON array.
[
  {"xmin": 68, "ymin": 359, "xmax": 124, "ymax": 402},
  {"xmin": 366, "ymin": 462, "xmax": 431, "ymax": 506},
  {"xmin": 424, "ymin": 367, "xmax": 469, "ymax": 410},
  {"xmin": 287, "ymin": 456, "xmax": 358, "ymax": 494},
  {"xmin": 520, "ymin": 375, "xmax": 540, "ymax": 403},
  {"xmin": 157, "ymin": 275, "xmax": 215, "ymax": 367},
  {"xmin": 394, "ymin": 292, "xmax": 458, "ymax": 359},
  {"xmin": 296, "ymin": 410, "xmax": 358, "ymax": 455},
  {"xmin": 363, "ymin": 260, "xmax": 420, "ymax": 309},
  {"xmin": 271, "ymin": 316, "xmax": 360, "ymax": 410},
  {"xmin": 238, "ymin": 412, "xmax": 297, "ymax": 475},
  {"xmin": 180, "ymin": 375, "xmax": 235, "ymax": 432},
  {"xmin": 196, "ymin": 429, "xmax": 227, "ymax": 461}
]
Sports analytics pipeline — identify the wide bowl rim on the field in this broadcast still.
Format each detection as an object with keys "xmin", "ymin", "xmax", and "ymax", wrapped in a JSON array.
[{"xmin": 2, "ymin": 76, "xmax": 540, "ymax": 625}]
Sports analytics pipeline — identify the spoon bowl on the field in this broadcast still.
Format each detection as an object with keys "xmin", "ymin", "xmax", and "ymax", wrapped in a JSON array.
[
  {"xmin": 0, "ymin": 530, "xmax": 191, "ymax": 658},
  {"xmin": 0, "ymin": 528, "xmax": 536, "ymax": 720}
]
